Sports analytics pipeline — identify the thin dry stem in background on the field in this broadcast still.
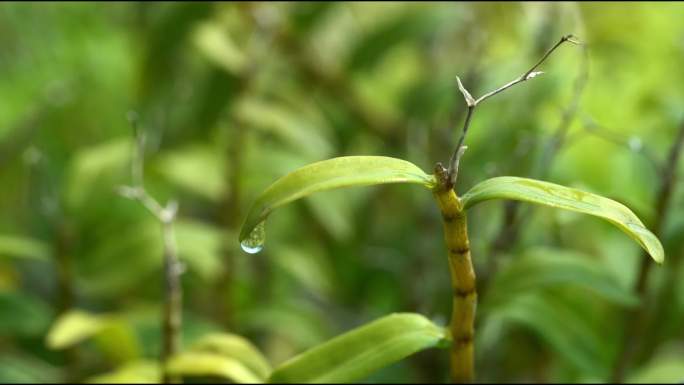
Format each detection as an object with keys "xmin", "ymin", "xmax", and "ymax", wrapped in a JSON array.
[
  {"xmin": 447, "ymin": 34, "xmax": 580, "ymax": 188},
  {"xmin": 24, "ymin": 145, "xmax": 80, "ymax": 382},
  {"xmin": 509, "ymin": 109, "xmax": 678, "ymax": 382},
  {"xmin": 611, "ymin": 120, "xmax": 684, "ymax": 382},
  {"xmin": 117, "ymin": 113, "xmax": 183, "ymax": 384},
  {"xmin": 483, "ymin": 38, "xmax": 589, "ymax": 281}
]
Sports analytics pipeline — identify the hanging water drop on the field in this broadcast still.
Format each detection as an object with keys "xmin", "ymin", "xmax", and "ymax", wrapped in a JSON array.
[{"xmin": 240, "ymin": 221, "xmax": 265, "ymax": 254}]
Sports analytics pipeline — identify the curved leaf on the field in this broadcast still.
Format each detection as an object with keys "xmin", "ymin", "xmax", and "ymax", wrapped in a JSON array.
[
  {"xmin": 0, "ymin": 235, "xmax": 50, "ymax": 261},
  {"xmin": 461, "ymin": 177, "xmax": 664, "ymax": 263},
  {"xmin": 628, "ymin": 350, "xmax": 684, "ymax": 383},
  {"xmin": 46, "ymin": 310, "xmax": 140, "ymax": 363},
  {"xmin": 191, "ymin": 333, "xmax": 271, "ymax": 380},
  {"xmin": 193, "ymin": 21, "xmax": 247, "ymax": 75},
  {"xmin": 239, "ymin": 156, "xmax": 434, "ymax": 244},
  {"xmin": 46, "ymin": 310, "xmax": 109, "ymax": 350},
  {"xmin": 166, "ymin": 352, "xmax": 262, "ymax": 383},
  {"xmin": 155, "ymin": 144, "xmax": 226, "ymax": 202},
  {"xmin": 486, "ymin": 290, "xmax": 612, "ymax": 378},
  {"xmin": 86, "ymin": 361, "xmax": 160, "ymax": 384},
  {"xmin": 268, "ymin": 313, "xmax": 447, "ymax": 383}
]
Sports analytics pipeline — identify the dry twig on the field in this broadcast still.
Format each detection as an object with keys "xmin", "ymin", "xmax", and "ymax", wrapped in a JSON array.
[{"xmin": 117, "ymin": 112, "xmax": 183, "ymax": 384}]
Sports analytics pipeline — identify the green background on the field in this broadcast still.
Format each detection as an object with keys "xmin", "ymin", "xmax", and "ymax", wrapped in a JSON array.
[{"xmin": 1, "ymin": 2, "xmax": 683, "ymax": 383}]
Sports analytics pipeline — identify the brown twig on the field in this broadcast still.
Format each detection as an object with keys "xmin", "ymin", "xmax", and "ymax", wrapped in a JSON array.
[
  {"xmin": 611, "ymin": 120, "xmax": 684, "ymax": 382},
  {"xmin": 484, "ymin": 39, "xmax": 589, "ymax": 267},
  {"xmin": 537, "ymin": 43, "xmax": 590, "ymax": 179},
  {"xmin": 117, "ymin": 113, "xmax": 182, "ymax": 383},
  {"xmin": 447, "ymin": 34, "xmax": 580, "ymax": 187}
]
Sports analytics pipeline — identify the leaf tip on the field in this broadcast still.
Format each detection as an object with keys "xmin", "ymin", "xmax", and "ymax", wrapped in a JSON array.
[{"xmin": 563, "ymin": 34, "xmax": 582, "ymax": 45}]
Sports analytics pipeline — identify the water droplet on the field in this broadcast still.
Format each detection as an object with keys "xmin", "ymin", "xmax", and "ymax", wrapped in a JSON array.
[
  {"xmin": 240, "ymin": 221, "xmax": 265, "ymax": 254},
  {"xmin": 628, "ymin": 136, "xmax": 643, "ymax": 152}
]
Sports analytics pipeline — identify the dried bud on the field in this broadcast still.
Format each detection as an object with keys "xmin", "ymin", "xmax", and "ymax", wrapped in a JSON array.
[{"xmin": 456, "ymin": 76, "xmax": 476, "ymax": 107}]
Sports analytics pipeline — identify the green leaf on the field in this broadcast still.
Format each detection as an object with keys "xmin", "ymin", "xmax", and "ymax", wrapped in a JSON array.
[
  {"xmin": 77, "ymin": 219, "xmax": 162, "ymax": 298},
  {"xmin": 345, "ymin": 8, "xmax": 445, "ymax": 72},
  {"xmin": 86, "ymin": 361, "xmax": 160, "ymax": 384},
  {"xmin": 271, "ymin": 245, "xmax": 336, "ymax": 298},
  {"xmin": 483, "ymin": 247, "xmax": 639, "ymax": 309},
  {"xmin": 268, "ymin": 313, "xmax": 447, "ymax": 383},
  {"xmin": 46, "ymin": 310, "xmax": 108, "ymax": 349},
  {"xmin": 239, "ymin": 156, "xmax": 434, "ymax": 245},
  {"xmin": 175, "ymin": 220, "xmax": 225, "ymax": 281},
  {"xmin": 46, "ymin": 310, "xmax": 141, "ymax": 363},
  {"xmin": 193, "ymin": 21, "xmax": 247, "ymax": 75},
  {"xmin": 191, "ymin": 333, "xmax": 271, "ymax": 380},
  {"xmin": 306, "ymin": 190, "xmax": 355, "ymax": 241},
  {"xmin": 485, "ymin": 290, "xmax": 613, "ymax": 379},
  {"xmin": 628, "ymin": 350, "xmax": 684, "ymax": 383},
  {"xmin": 0, "ymin": 355, "xmax": 59, "ymax": 383},
  {"xmin": 235, "ymin": 99, "xmax": 333, "ymax": 161},
  {"xmin": 65, "ymin": 137, "xmax": 132, "ymax": 209},
  {"xmin": 0, "ymin": 235, "xmax": 50, "ymax": 261},
  {"xmin": 166, "ymin": 351, "xmax": 262, "ymax": 383},
  {"xmin": 0, "ymin": 290, "xmax": 52, "ymax": 337},
  {"xmin": 155, "ymin": 144, "xmax": 227, "ymax": 202},
  {"xmin": 461, "ymin": 177, "xmax": 664, "ymax": 263},
  {"xmin": 239, "ymin": 301, "xmax": 334, "ymax": 351}
]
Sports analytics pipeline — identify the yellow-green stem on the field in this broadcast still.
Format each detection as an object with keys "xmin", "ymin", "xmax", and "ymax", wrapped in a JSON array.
[{"xmin": 433, "ymin": 173, "xmax": 476, "ymax": 383}]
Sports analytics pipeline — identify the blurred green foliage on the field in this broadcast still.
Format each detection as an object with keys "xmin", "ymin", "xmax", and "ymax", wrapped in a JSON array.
[{"xmin": 1, "ymin": 2, "xmax": 684, "ymax": 383}]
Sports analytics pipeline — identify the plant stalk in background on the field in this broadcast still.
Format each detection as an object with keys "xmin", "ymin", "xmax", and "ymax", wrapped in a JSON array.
[
  {"xmin": 611, "ymin": 120, "xmax": 684, "ymax": 382},
  {"xmin": 118, "ymin": 114, "xmax": 183, "ymax": 384}
]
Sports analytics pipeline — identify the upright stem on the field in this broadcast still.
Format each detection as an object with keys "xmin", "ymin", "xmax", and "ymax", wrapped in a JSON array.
[
  {"xmin": 119, "ymin": 115, "xmax": 183, "ymax": 383},
  {"xmin": 611, "ymin": 120, "xmax": 684, "ymax": 382},
  {"xmin": 433, "ymin": 165, "xmax": 477, "ymax": 383},
  {"xmin": 161, "ymin": 219, "xmax": 182, "ymax": 384},
  {"xmin": 54, "ymin": 221, "xmax": 79, "ymax": 382}
]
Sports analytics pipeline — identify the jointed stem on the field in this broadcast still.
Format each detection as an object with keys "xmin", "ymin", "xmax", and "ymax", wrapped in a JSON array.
[
  {"xmin": 118, "ymin": 114, "xmax": 183, "ymax": 383},
  {"xmin": 162, "ymin": 219, "xmax": 182, "ymax": 384},
  {"xmin": 433, "ymin": 165, "xmax": 477, "ymax": 383},
  {"xmin": 434, "ymin": 33, "xmax": 580, "ymax": 383}
]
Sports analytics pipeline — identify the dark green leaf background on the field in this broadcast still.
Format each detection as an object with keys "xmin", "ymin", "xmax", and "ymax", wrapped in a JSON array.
[{"xmin": 1, "ymin": 2, "xmax": 683, "ymax": 383}]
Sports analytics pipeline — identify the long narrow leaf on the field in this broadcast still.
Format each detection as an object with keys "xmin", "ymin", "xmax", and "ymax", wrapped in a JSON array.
[
  {"xmin": 191, "ymin": 333, "xmax": 271, "ymax": 380},
  {"xmin": 166, "ymin": 352, "xmax": 262, "ymax": 383},
  {"xmin": 239, "ymin": 156, "xmax": 434, "ymax": 245},
  {"xmin": 268, "ymin": 313, "xmax": 447, "ymax": 383},
  {"xmin": 461, "ymin": 177, "xmax": 664, "ymax": 263}
]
